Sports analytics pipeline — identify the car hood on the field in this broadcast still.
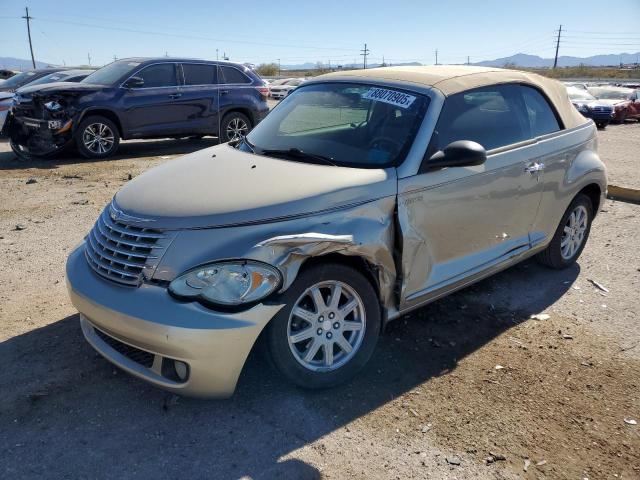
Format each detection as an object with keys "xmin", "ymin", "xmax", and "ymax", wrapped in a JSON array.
[
  {"xmin": 16, "ymin": 82, "xmax": 104, "ymax": 96},
  {"xmin": 0, "ymin": 91, "xmax": 13, "ymax": 101},
  {"xmin": 594, "ymin": 99, "xmax": 628, "ymax": 106},
  {"xmin": 114, "ymin": 144, "xmax": 397, "ymax": 230}
]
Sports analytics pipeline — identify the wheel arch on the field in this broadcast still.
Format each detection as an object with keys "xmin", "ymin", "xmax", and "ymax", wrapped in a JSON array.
[
  {"xmin": 578, "ymin": 183, "xmax": 602, "ymax": 216},
  {"xmin": 76, "ymin": 108, "xmax": 124, "ymax": 138},
  {"xmin": 220, "ymin": 107, "xmax": 255, "ymax": 127}
]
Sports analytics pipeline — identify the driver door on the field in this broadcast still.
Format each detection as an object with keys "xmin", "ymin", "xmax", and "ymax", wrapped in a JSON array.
[{"xmin": 397, "ymin": 84, "xmax": 548, "ymax": 311}]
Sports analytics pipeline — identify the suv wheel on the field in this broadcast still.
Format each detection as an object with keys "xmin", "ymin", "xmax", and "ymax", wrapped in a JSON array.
[
  {"xmin": 536, "ymin": 193, "xmax": 593, "ymax": 269},
  {"xmin": 9, "ymin": 138, "xmax": 33, "ymax": 161},
  {"xmin": 220, "ymin": 112, "xmax": 251, "ymax": 143},
  {"xmin": 265, "ymin": 263, "xmax": 381, "ymax": 389},
  {"xmin": 75, "ymin": 116, "xmax": 120, "ymax": 159}
]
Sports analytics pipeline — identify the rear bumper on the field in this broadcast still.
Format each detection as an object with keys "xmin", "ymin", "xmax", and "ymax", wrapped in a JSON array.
[{"xmin": 66, "ymin": 245, "xmax": 284, "ymax": 398}]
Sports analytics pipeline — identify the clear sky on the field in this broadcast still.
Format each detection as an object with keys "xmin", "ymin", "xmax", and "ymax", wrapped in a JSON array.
[{"xmin": 1, "ymin": 0, "xmax": 639, "ymax": 68}]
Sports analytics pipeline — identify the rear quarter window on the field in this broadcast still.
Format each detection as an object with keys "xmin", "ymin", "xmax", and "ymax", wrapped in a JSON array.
[
  {"xmin": 520, "ymin": 86, "xmax": 561, "ymax": 137},
  {"xmin": 220, "ymin": 66, "xmax": 251, "ymax": 84}
]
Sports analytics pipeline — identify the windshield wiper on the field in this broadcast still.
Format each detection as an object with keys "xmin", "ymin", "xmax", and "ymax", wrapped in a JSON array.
[{"xmin": 259, "ymin": 147, "xmax": 337, "ymax": 166}]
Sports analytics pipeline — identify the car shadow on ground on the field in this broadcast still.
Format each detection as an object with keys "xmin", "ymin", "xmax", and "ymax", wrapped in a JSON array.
[
  {"xmin": 0, "ymin": 260, "xmax": 578, "ymax": 479},
  {"xmin": 0, "ymin": 137, "xmax": 220, "ymax": 170}
]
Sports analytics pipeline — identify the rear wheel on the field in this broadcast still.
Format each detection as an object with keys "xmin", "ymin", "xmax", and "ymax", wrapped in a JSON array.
[
  {"xmin": 265, "ymin": 263, "xmax": 381, "ymax": 389},
  {"xmin": 595, "ymin": 121, "xmax": 606, "ymax": 129},
  {"xmin": 536, "ymin": 193, "xmax": 593, "ymax": 269},
  {"xmin": 219, "ymin": 112, "xmax": 251, "ymax": 143},
  {"xmin": 75, "ymin": 116, "xmax": 120, "ymax": 159}
]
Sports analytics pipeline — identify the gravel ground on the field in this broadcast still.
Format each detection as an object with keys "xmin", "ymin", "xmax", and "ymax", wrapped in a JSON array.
[
  {"xmin": 0, "ymin": 127, "xmax": 638, "ymax": 479},
  {"xmin": 598, "ymin": 121, "xmax": 640, "ymax": 190}
]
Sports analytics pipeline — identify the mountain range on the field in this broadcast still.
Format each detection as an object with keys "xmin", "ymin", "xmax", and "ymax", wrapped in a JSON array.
[{"xmin": 2, "ymin": 52, "xmax": 638, "ymax": 72}]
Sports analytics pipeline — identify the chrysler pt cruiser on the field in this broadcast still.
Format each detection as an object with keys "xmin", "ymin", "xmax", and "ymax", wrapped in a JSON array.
[{"xmin": 66, "ymin": 66, "xmax": 607, "ymax": 397}]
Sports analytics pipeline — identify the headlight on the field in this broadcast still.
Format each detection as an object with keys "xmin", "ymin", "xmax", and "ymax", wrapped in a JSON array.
[
  {"xmin": 169, "ymin": 261, "xmax": 281, "ymax": 306},
  {"xmin": 44, "ymin": 101, "xmax": 63, "ymax": 112}
]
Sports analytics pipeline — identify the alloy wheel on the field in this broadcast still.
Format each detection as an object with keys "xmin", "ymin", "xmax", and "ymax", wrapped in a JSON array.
[
  {"xmin": 287, "ymin": 281, "xmax": 366, "ymax": 372},
  {"xmin": 560, "ymin": 205, "xmax": 588, "ymax": 260},
  {"xmin": 226, "ymin": 117, "xmax": 249, "ymax": 142},
  {"xmin": 83, "ymin": 123, "xmax": 115, "ymax": 155}
]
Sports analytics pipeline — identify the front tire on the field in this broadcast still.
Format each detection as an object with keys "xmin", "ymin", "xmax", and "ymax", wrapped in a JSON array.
[
  {"xmin": 219, "ymin": 112, "xmax": 251, "ymax": 143},
  {"xmin": 75, "ymin": 116, "xmax": 120, "ymax": 159},
  {"xmin": 536, "ymin": 193, "xmax": 593, "ymax": 269},
  {"xmin": 265, "ymin": 263, "xmax": 381, "ymax": 389}
]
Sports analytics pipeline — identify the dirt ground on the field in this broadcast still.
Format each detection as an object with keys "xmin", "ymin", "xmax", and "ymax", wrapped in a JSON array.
[
  {"xmin": 598, "ymin": 121, "xmax": 640, "ymax": 190},
  {"xmin": 0, "ymin": 122, "xmax": 638, "ymax": 479}
]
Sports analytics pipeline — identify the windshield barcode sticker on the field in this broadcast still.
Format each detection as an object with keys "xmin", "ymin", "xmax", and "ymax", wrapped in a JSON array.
[{"xmin": 362, "ymin": 88, "xmax": 416, "ymax": 109}]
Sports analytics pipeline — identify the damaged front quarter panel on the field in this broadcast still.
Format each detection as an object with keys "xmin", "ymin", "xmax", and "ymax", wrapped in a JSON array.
[{"xmin": 154, "ymin": 196, "xmax": 399, "ymax": 316}]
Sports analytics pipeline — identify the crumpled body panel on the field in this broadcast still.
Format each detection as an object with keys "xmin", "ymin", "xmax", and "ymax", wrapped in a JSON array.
[{"xmin": 154, "ymin": 196, "xmax": 399, "ymax": 313}]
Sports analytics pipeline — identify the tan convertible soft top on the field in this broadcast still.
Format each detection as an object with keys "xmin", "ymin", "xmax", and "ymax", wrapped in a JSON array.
[{"xmin": 320, "ymin": 66, "xmax": 587, "ymax": 130}]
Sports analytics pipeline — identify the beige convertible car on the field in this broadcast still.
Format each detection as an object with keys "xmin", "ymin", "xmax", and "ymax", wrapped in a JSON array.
[{"xmin": 66, "ymin": 66, "xmax": 606, "ymax": 397}]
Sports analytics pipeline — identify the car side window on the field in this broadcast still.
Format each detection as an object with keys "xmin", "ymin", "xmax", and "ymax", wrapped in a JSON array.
[
  {"xmin": 182, "ymin": 64, "xmax": 218, "ymax": 85},
  {"xmin": 220, "ymin": 66, "xmax": 251, "ymax": 84},
  {"xmin": 520, "ymin": 86, "xmax": 561, "ymax": 137},
  {"xmin": 430, "ymin": 84, "xmax": 530, "ymax": 152},
  {"xmin": 136, "ymin": 63, "xmax": 177, "ymax": 88}
]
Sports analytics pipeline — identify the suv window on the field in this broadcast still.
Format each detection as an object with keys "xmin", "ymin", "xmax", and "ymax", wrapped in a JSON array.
[
  {"xmin": 220, "ymin": 66, "xmax": 251, "ymax": 84},
  {"xmin": 520, "ymin": 86, "xmax": 561, "ymax": 137},
  {"xmin": 431, "ymin": 84, "xmax": 530, "ymax": 152},
  {"xmin": 182, "ymin": 63, "xmax": 218, "ymax": 85},
  {"xmin": 136, "ymin": 63, "xmax": 177, "ymax": 88}
]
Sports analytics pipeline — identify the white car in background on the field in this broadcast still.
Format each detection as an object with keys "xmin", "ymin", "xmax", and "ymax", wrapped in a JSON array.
[
  {"xmin": 0, "ymin": 91, "xmax": 14, "ymax": 134},
  {"xmin": 270, "ymin": 78, "xmax": 305, "ymax": 99}
]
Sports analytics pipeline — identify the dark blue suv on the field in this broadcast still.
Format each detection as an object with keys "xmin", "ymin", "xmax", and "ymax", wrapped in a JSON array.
[{"xmin": 8, "ymin": 58, "xmax": 269, "ymax": 159}]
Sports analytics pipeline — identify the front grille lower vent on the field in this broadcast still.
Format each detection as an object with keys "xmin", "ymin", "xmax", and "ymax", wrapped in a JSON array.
[
  {"xmin": 84, "ymin": 206, "xmax": 166, "ymax": 286},
  {"xmin": 94, "ymin": 328, "xmax": 155, "ymax": 368}
]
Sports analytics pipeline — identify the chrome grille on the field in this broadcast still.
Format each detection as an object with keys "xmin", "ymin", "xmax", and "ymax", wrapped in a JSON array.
[{"xmin": 85, "ymin": 207, "xmax": 165, "ymax": 286}]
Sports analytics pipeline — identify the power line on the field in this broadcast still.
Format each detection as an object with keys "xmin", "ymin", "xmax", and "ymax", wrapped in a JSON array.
[
  {"xmin": 33, "ymin": 17, "xmax": 361, "ymax": 53},
  {"xmin": 22, "ymin": 7, "xmax": 36, "ymax": 69}
]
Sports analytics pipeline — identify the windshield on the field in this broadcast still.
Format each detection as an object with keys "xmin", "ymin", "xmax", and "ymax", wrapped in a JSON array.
[
  {"xmin": 245, "ymin": 82, "xmax": 429, "ymax": 168},
  {"xmin": 567, "ymin": 88, "xmax": 595, "ymax": 101},
  {"xmin": 589, "ymin": 88, "xmax": 632, "ymax": 100},
  {"xmin": 27, "ymin": 72, "xmax": 72, "ymax": 86},
  {"xmin": 1, "ymin": 71, "xmax": 39, "ymax": 89},
  {"xmin": 81, "ymin": 60, "xmax": 141, "ymax": 85}
]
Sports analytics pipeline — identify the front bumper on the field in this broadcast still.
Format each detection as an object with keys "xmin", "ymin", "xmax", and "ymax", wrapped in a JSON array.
[
  {"xmin": 9, "ymin": 114, "xmax": 74, "ymax": 156},
  {"xmin": 583, "ymin": 111, "xmax": 614, "ymax": 122},
  {"xmin": 66, "ymin": 245, "xmax": 284, "ymax": 398},
  {"xmin": 270, "ymin": 91, "xmax": 287, "ymax": 99}
]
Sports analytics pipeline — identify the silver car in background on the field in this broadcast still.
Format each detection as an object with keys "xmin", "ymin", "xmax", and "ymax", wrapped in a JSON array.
[{"xmin": 66, "ymin": 66, "xmax": 606, "ymax": 397}]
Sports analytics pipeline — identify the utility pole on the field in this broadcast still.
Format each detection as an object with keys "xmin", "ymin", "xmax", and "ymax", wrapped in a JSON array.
[
  {"xmin": 216, "ymin": 49, "xmax": 219, "ymax": 61},
  {"xmin": 360, "ymin": 43, "xmax": 370, "ymax": 69},
  {"xmin": 553, "ymin": 24, "xmax": 562, "ymax": 69},
  {"xmin": 277, "ymin": 58, "xmax": 281, "ymax": 76},
  {"xmin": 467, "ymin": 56, "xmax": 470, "ymax": 65},
  {"xmin": 113, "ymin": 55, "xmax": 117, "ymax": 62},
  {"xmin": 435, "ymin": 49, "xmax": 438, "ymax": 65},
  {"xmin": 87, "ymin": 53, "xmax": 91, "ymax": 66},
  {"xmin": 22, "ymin": 7, "xmax": 36, "ymax": 69}
]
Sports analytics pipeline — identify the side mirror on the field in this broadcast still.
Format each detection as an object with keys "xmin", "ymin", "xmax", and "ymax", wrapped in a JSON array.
[
  {"xmin": 423, "ymin": 140, "xmax": 487, "ymax": 171},
  {"xmin": 123, "ymin": 76, "xmax": 144, "ymax": 89}
]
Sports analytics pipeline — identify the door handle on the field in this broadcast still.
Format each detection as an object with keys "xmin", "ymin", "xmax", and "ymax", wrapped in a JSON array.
[
  {"xmin": 525, "ymin": 162, "xmax": 545, "ymax": 174},
  {"xmin": 169, "ymin": 93, "xmax": 182, "ymax": 99},
  {"xmin": 220, "ymin": 89, "xmax": 230, "ymax": 95}
]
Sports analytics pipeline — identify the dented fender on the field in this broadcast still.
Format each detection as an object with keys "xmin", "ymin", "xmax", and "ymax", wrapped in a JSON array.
[{"xmin": 154, "ymin": 196, "xmax": 399, "ymax": 313}]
